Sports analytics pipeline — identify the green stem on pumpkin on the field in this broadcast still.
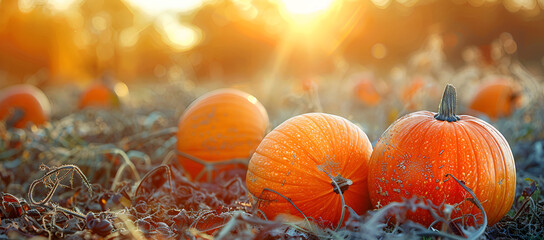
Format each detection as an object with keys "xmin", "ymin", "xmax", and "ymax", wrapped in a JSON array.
[{"xmin": 434, "ymin": 84, "xmax": 460, "ymax": 122}]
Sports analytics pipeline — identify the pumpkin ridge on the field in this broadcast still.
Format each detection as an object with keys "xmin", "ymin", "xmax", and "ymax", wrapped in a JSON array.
[
  {"xmin": 338, "ymin": 115, "xmax": 368, "ymax": 179},
  {"xmin": 474, "ymin": 121, "xmax": 505, "ymax": 222},
  {"xmin": 322, "ymin": 190, "xmax": 342, "ymax": 225},
  {"xmin": 433, "ymin": 121, "xmax": 451, "ymax": 195},
  {"xmin": 253, "ymin": 182, "xmax": 336, "ymax": 212},
  {"xmin": 462, "ymin": 122, "xmax": 482, "ymax": 189},
  {"xmin": 465, "ymin": 121, "xmax": 501, "ymax": 222},
  {"xmin": 397, "ymin": 114, "xmax": 433, "ymax": 147},
  {"xmin": 276, "ymin": 122, "xmax": 326, "ymax": 169},
  {"xmin": 468, "ymin": 120, "xmax": 512, "ymax": 223},
  {"xmin": 295, "ymin": 190, "xmax": 338, "ymax": 207},
  {"xmin": 306, "ymin": 114, "xmax": 356, "ymax": 186},
  {"xmin": 305, "ymin": 113, "xmax": 337, "ymax": 151},
  {"xmin": 255, "ymin": 134, "xmax": 324, "ymax": 172},
  {"xmin": 250, "ymin": 149, "xmax": 293, "ymax": 176},
  {"xmin": 282, "ymin": 192, "xmax": 338, "ymax": 222},
  {"xmin": 261, "ymin": 136, "xmax": 332, "ymax": 183},
  {"xmin": 423, "ymin": 119, "xmax": 444, "ymax": 183},
  {"xmin": 402, "ymin": 118, "xmax": 440, "ymax": 196},
  {"xmin": 249, "ymin": 160, "xmax": 321, "ymax": 187},
  {"xmin": 251, "ymin": 169, "xmax": 316, "ymax": 189},
  {"xmin": 450, "ymin": 118, "xmax": 461, "ymax": 201},
  {"xmin": 455, "ymin": 121, "xmax": 483, "ymax": 218}
]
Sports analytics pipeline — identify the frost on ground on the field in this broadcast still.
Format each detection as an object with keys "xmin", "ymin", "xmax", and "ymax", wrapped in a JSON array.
[{"xmin": 0, "ymin": 75, "xmax": 543, "ymax": 239}]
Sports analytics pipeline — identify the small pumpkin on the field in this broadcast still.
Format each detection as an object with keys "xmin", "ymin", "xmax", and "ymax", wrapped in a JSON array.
[
  {"xmin": 354, "ymin": 78, "xmax": 381, "ymax": 106},
  {"xmin": 177, "ymin": 89, "xmax": 268, "ymax": 181},
  {"xmin": 78, "ymin": 82, "xmax": 124, "ymax": 110},
  {"xmin": 468, "ymin": 78, "xmax": 521, "ymax": 120},
  {"xmin": 246, "ymin": 113, "xmax": 373, "ymax": 227},
  {"xmin": 0, "ymin": 84, "xmax": 51, "ymax": 128},
  {"xmin": 400, "ymin": 77, "xmax": 424, "ymax": 105},
  {"xmin": 301, "ymin": 77, "xmax": 318, "ymax": 92},
  {"xmin": 368, "ymin": 84, "xmax": 516, "ymax": 226}
]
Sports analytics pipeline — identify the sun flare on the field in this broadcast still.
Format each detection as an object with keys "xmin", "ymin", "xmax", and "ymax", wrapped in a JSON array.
[
  {"xmin": 126, "ymin": 0, "xmax": 203, "ymax": 16},
  {"xmin": 279, "ymin": 0, "xmax": 335, "ymax": 15}
]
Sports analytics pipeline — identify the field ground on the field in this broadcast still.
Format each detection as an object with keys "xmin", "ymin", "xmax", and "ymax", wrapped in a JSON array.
[{"xmin": 1, "ymin": 66, "xmax": 543, "ymax": 239}]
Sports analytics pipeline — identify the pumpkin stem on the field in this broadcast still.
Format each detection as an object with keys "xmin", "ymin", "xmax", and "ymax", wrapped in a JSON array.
[
  {"xmin": 331, "ymin": 174, "xmax": 352, "ymax": 194},
  {"xmin": 434, "ymin": 84, "xmax": 460, "ymax": 122}
]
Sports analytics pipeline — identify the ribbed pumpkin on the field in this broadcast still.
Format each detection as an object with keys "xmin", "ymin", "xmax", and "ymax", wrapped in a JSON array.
[
  {"xmin": 468, "ymin": 78, "xmax": 521, "ymax": 120},
  {"xmin": 78, "ymin": 83, "xmax": 121, "ymax": 110},
  {"xmin": 354, "ymin": 79, "xmax": 381, "ymax": 106},
  {"xmin": 0, "ymin": 84, "xmax": 51, "ymax": 128},
  {"xmin": 246, "ymin": 113, "xmax": 373, "ymax": 227},
  {"xmin": 368, "ymin": 84, "xmax": 516, "ymax": 226},
  {"xmin": 177, "ymin": 89, "xmax": 268, "ymax": 181}
]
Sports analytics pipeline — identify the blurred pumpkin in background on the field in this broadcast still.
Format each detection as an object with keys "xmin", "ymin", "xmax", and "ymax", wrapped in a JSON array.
[
  {"xmin": 246, "ymin": 113, "xmax": 373, "ymax": 227},
  {"xmin": 176, "ymin": 88, "xmax": 268, "ymax": 182},
  {"xmin": 467, "ymin": 78, "xmax": 522, "ymax": 120},
  {"xmin": 354, "ymin": 78, "xmax": 381, "ymax": 106},
  {"xmin": 0, "ymin": 84, "xmax": 51, "ymax": 128},
  {"xmin": 400, "ymin": 77, "xmax": 425, "ymax": 110},
  {"xmin": 301, "ymin": 77, "xmax": 318, "ymax": 93},
  {"xmin": 78, "ymin": 82, "xmax": 127, "ymax": 110}
]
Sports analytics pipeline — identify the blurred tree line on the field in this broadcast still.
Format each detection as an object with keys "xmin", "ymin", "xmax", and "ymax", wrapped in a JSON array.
[{"xmin": 0, "ymin": 0, "xmax": 543, "ymax": 86}]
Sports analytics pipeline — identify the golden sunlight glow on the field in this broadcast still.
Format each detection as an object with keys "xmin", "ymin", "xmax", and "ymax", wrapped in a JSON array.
[
  {"xmin": 114, "ymin": 82, "xmax": 129, "ymax": 98},
  {"xmin": 120, "ymin": 27, "xmax": 140, "ymax": 48},
  {"xmin": 18, "ymin": 0, "xmax": 35, "ymax": 13},
  {"xmin": 371, "ymin": 0, "xmax": 392, "ymax": 9},
  {"xmin": 247, "ymin": 95, "xmax": 258, "ymax": 104},
  {"xmin": 158, "ymin": 15, "xmax": 202, "ymax": 51},
  {"xmin": 371, "ymin": 43, "xmax": 388, "ymax": 59},
  {"xmin": 127, "ymin": 0, "xmax": 203, "ymax": 16},
  {"xmin": 47, "ymin": 0, "xmax": 80, "ymax": 11},
  {"xmin": 280, "ymin": 0, "xmax": 335, "ymax": 15}
]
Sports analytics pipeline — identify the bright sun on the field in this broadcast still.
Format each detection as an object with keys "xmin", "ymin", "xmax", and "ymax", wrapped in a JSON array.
[{"xmin": 280, "ymin": 0, "xmax": 335, "ymax": 15}]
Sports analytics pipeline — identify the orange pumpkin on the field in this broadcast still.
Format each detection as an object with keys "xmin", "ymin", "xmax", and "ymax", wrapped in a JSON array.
[
  {"xmin": 400, "ymin": 77, "xmax": 425, "ymax": 110},
  {"xmin": 468, "ymin": 78, "xmax": 521, "ymax": 120},
  {"xmin": 246, "ymin": 113, "xmax": 373, "ymax": 227},
  {"xmin": 78, "ymin": 83, "xmax": 121, "ymax": 110},
  {"xmin": 301, "ymin": 78, "xmax": 318, "ymax": 92},
  {"xmin": 354, "ymin": 79, "xmax": 381, "ymax": 106},
  {"xmin": 177, "ymin": 89, "xmax": 268, "ymax": 181},
  {"xmin": 0, "ymin": 84, "xmax": 51, "ymax": 128},
  {"xmin": 400, "ymin": 77, "xmax": 424, "ymax": 101},
  {"xmin": 368, "ymin": 84, "xmax": 516, "ymax": 226}
]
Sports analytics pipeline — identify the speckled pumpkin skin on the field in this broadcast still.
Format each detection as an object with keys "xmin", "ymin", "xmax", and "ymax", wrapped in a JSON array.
[
  {"xmin": 246, "ymin": 113, "xmax": 373, "ymax": 227},
  {"xmin": 368, "ymin": 111, "xmax": 516, "ymax": 226}
]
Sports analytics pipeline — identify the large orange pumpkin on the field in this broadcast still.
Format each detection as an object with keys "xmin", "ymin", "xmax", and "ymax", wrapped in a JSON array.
[
  {"xmin": 246, "ymin": 113, "xmax": 373, "ymax": 227},
  {"xmin": 468, "ymin": 78, "xmax": 521, "ymax": 120},
  {"xmin": 354, "ymin": 78, "xmax": 381, "ymax": 106},
  {"xmin": 78, "ymin": 83, "xmax": 122, "ymax": 110},
  {"xmin": 0, "ymin": 84, "xmax": 51, "ymax": 128},
  {"xmin": 177, "ymin": 89, "xmax": 268, "ymax": 181},
  {"xmin": 368, "ymin": 84, "xmax": 516, "ymax": 226}
]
